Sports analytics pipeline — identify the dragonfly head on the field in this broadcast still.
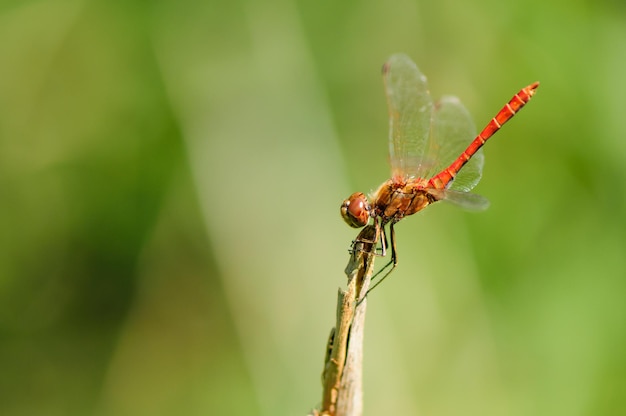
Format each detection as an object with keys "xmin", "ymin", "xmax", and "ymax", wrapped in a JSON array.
[{"xmin": 340, "ymin": 192, "xmax": 371, "ymax": 228}]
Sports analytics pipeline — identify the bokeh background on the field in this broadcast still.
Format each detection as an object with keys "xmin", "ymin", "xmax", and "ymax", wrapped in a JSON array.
[{"xmin": 1, "ymin": 0, "xmax": 626, "ymax": 415}]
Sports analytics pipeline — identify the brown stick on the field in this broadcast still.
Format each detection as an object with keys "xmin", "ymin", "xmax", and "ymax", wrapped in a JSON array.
[{"xmin": 314, "ymin": 225, "xmax": 378, "ymax": 416}]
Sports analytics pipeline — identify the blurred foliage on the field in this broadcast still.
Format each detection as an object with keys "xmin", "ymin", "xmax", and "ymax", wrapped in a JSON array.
[{"xmin": 1, "ymin": 0, "xmax": 626, "ymax": 415}]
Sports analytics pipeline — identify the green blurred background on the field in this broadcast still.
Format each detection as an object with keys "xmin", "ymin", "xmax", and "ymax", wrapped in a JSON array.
[{"xmin": 1, "ymin": 0, "xmax": 625, "ymax": 415}]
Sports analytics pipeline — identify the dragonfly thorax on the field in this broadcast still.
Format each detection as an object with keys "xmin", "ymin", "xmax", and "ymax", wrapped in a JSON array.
[{"xmin": 371, "ymin": 179, "xmax": 436, "ymax": 223}]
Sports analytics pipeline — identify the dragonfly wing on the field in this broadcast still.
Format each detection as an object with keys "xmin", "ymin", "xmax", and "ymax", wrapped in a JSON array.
[
  {"xmin": 428, "ymin": 188, "xmax": 490, "ymax": 211},
  {"xmin": 429, "ymin": 95, "xmax": 484, "ymax": 192},
  {"xmin": 383, "ymin": 54, "xmax": 433, "ymax": 178}
]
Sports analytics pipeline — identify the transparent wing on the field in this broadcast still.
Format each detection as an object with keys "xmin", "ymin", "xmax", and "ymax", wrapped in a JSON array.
[
  {"xmin": 383, "ymin": 54, "xmax": 433, "ymax": 178},
  {"xmin": 428, "ymin": 188, "xmax": 490, "ymax": 211},
  {"xmin": 427, "ymin": 96, "xmax": 484, "ymax": 192}
]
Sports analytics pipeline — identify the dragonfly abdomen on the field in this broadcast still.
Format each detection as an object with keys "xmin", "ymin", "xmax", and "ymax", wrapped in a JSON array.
[{"xmin": 428, "ymin": 81, "xmax": 539, "ymax": 189}]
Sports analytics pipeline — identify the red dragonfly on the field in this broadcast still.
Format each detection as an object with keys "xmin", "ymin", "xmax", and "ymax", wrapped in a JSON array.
[{"xmin": 341, "ymin": 54, "xmax": 538, "ymax": 293}]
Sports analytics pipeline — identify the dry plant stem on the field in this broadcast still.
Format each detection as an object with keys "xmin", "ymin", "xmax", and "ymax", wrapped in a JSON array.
[{"xmin": 317, "ymin": 225, "xmax": 378, "ymax": 416}]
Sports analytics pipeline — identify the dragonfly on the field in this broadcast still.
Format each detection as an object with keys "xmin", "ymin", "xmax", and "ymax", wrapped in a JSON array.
[{"xmin": 340, "ymin": 53, "xmax": 539, "ymax": 295}]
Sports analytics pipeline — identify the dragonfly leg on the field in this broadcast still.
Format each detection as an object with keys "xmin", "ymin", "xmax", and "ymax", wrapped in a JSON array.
[
  {"xmin": 377, "ymin": 220, "xmax": 388, "ymax": 257},
  {"xmin": 358, "ymin": 222, "xmax": 399, "ymax": 302},
  {"xmin": 389, "ymin": 220, "xmax": 398, "ymax": 266},
  {"xmin": 357, "ymin": 216, "xmax": 385, "ymax": 257},
  {"xmin": 348, "ymin": 220, "xmax": 380, "ymax": 257}
]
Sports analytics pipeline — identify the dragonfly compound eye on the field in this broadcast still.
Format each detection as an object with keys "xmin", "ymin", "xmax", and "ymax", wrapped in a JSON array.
[{"xmin": 340, "ymin": 192, "xmax": 370, "ymax": 228}]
